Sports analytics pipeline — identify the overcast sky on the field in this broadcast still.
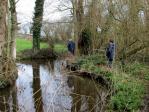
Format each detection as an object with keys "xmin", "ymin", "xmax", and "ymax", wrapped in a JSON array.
[{"xmin": 16, "ymin": 0, "xmax": 68, "ymax": 24}]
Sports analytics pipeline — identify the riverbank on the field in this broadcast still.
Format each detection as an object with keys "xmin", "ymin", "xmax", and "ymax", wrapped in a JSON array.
[
  {"xmin": 66, "ymin": 54, "xmax": 149, "ymax": 111},
  {"xmin": 1, "ymin": 53, "xmax": 148, "ymax": 111},
  {"xmin": 6, "ymin": 37, "xmax": 149, "ymax": 111}
]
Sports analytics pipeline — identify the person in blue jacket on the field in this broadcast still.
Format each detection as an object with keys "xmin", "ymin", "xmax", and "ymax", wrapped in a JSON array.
[
  {"xmin": 67, "ymin": 39, "xmax": 75, "ymax": 55},
  {"xmin": 106, "ymin": 39, "xmax": 116, "ymax": 68}
]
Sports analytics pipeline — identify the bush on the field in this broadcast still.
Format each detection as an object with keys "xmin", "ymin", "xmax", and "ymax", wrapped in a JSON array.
[{"xmin": 78, "ymin": 28, "xmax": 92, "ymax": 55}]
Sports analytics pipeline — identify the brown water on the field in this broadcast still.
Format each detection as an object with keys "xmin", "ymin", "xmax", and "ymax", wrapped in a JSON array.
[{"xmin": 0, "ymin": 60, "xmax": 107, "ymax": 112}]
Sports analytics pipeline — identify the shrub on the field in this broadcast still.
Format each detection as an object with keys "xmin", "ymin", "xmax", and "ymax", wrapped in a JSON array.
[{"xmin": 78, "ymin": 28, "xmax": 92, "ymax": 55}]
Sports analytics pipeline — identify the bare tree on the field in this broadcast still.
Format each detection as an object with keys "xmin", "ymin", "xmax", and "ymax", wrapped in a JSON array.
[
  {"xmin": 9, "ymin": 0, "xmax": 17, "ymax": 59},
  {"xmin": 0, "ymin": 0, "xmax": 17, "ymax": 88},
  {"xmin": 42, "ymin": 21, "xmax": 55, "ymax": 51}
]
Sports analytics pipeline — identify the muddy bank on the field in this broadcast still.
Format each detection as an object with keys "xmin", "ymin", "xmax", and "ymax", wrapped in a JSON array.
[{"xmin": 66, "ymin": 61, "xmax": 111, "ymax": 88}]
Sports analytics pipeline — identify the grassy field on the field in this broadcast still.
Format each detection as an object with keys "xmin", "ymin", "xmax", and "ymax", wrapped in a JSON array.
[
  {"xmin": 54, "ymin": 44, "xmax": 67, "ymax": 53},
  {"xmin": 16, "ymin": 38, "xmax": 67, "ymax": 53}
]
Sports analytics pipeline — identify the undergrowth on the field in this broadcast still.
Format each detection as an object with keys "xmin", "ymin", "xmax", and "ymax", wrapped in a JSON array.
[{"xmin": 76, "ymin": 54, "xmax": 147, "ymax": 112}]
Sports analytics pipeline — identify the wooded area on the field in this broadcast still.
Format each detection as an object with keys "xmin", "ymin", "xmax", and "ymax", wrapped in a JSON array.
[
  {"xmin": 45, "ymin": 0, "xmax": 149, "ymax": 61},
  {"xmin": 1, "ymin": 0, "xmax": 149, "ymax": 111}
]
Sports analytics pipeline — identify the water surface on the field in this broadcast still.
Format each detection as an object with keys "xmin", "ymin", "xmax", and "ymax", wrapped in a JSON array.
[{"xmin": 0, "ymin": 60, "xmax": 107, "ymax": 112}]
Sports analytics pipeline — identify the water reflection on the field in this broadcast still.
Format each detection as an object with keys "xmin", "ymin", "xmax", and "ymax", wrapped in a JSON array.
[
  {"xmin": 17, "ymin": 64, "xmax": 35, "ymax": 112},
  {"xmin": 0, "ymin": 60, "xmax": 107, "ymax": 112},
  {"xmin": 69, "ymin": 76, "xmax": 103, "ymax": 112},
  {"xmin": 0, "ymin": 85, "xmax": 17, "ymax": 112},
  {"xmin": 33, "ymin": 63, "xmax": 43, "ymax": 112}
]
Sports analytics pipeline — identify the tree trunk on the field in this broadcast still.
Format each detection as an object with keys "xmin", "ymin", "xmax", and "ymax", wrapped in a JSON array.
[
  {"xmin": 32, "ymin": 0, "xmax": 45, "ymax": 52},
  {"xmin": 76, "ymin": 0, "xmax": 84, "ymax": 55},
  {"xmin": 9, "ymin": 0, "xmax": 17, "ymax": 59},
  {"xmin": 76, "ymin": 0, "xmax": 84, "ymax": 31},
  {"xmin": 0, "ymin": 0, "xmax": 7, "ymax": 57},
  {"xmin": 72, "ymin": 0, "xmax": 79, "ymax": 55}
]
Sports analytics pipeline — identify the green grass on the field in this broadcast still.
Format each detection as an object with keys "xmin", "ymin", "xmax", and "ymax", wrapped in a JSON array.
[
  {"xmin": 54, "ymin": 44, "xmax": 67, "ymax": 53},
  {"xmin": 16, "ymin": 38, "xmax": 67, "ymax": 53},
  {"xmin": 16, "ymin": 38, "xmax": 32, "ymax": 52},
  {"xmin": 16, "ymin": 38, "xmax": 48, "ymax": 53},
  {"xmin": 109, "ymin": 70, "xmax": 144, "ymax": 111}
]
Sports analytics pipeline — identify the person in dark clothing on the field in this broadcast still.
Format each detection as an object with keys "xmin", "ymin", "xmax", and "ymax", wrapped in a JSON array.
[
  {"xmin": 106, "ymin": 39, "xmax": 116, "ymax": 68},
  {"xmin": 67, "ymin": 39, "xmax": 75, "ymax": 55}
]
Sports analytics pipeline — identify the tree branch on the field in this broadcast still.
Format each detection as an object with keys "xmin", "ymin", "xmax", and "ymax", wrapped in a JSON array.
[{"xmin": 15, "ymin": 0, "xmax": 20, "ymax": 5}]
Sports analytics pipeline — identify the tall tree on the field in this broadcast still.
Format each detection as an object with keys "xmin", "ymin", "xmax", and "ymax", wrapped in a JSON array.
[
  {"xmin": 76, "ymin": 0, "xmax": 84, "ymax": 55},
  {"xmin": 0, "ymin": 0, "xmax": 17, "ymax": 89},
  {"xmin": 0, "ymin": 0, "xmax": 7, "ymax": 57},
  {"xmin": 32, "ymin": 0, "xmax": 45, "ymax": 52},
  {"xmin": 9, "ymin": 0, "xmax": 17, "ymax": 59}
]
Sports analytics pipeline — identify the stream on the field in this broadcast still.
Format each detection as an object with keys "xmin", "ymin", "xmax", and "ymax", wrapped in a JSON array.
[{"xmin": 0, "ymin": 60, "xmax": 107, "ymax": 112}]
